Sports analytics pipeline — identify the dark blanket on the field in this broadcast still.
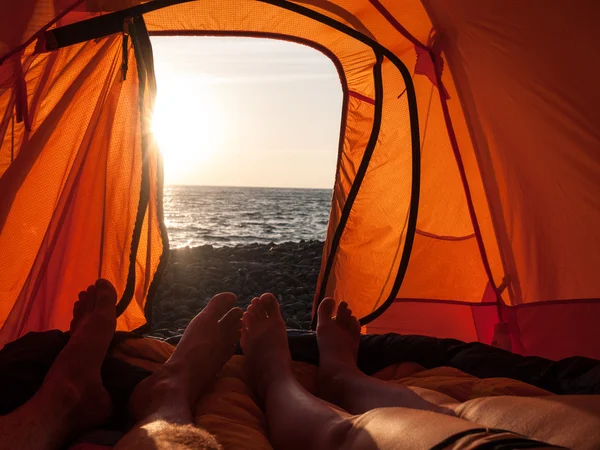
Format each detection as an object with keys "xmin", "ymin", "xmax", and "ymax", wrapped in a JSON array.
[
  {"xmin": 1, "ymin": 329, "xmax": 599, "ymax": 423},
  {"xmin": 285, "ymin": 331, "xmax": 600, "ymax": 395},
  {"xmin": 0, "ymin": 330, "xmax": 149, "ymax": 428}
]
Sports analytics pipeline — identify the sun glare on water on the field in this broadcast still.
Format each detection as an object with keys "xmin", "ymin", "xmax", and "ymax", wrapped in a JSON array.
[{"xmin": 151, "ymin": 76, "xmax": 223, "ymax": 180}]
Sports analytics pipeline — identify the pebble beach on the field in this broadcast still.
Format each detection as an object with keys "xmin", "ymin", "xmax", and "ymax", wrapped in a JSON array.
[{"xmin": 149, "ymin": 240, "xmax": 324, "ymax": 340}]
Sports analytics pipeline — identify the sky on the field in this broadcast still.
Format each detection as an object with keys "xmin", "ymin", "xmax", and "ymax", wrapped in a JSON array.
[{"xmin": 150, "ymin": 36, "xmax": 343, "ymax": 189}]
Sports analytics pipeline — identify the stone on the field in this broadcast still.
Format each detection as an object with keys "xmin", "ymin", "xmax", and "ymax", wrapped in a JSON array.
[
  {"xmin": 289, "ymin": 301, "xmax": 306, "ymax": 313},
  {"xmin": 285, "ymin": 318, "xmax": 302, "ymax": 329},
  {"xmin": 175, "ymin": 318, "xmax": 190, "ymax": 329},
  {"xmin": 150, "ymin": 241, "xmax": 326, "ymax": 335}
]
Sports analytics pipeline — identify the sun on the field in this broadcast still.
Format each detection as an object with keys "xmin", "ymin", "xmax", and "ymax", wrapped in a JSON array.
[{"xmin": 151, "ymin": 76, "xmax": 222, "ymax": 180}]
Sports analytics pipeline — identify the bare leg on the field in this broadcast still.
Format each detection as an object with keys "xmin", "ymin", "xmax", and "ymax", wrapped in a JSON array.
[
  {"xmin": 317, "ymin": 299, "xmax": 577, "ymax": 449},
  {"xmin": 241, "ymin": 294, "xmax": 353, "ymax": 450},
  {"xmin": 240, "ymin": 294, "xmax": 512, "ymax": 450},
  {"xmin": 115, "ymin": 292, "xmax": 243, "ymax": 450},
  {"xmin": 317, "ymin": 298, "xmax": 457, "ymax": 415},
  {"xmin": 0, "ymin": 279, "xmax": 116, "ymax": 450}
]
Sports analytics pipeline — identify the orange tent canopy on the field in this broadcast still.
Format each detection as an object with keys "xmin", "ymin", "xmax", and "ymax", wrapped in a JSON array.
[{"xmin": 1, "ymin": 0, "xmax": 599, "ymax": 360}]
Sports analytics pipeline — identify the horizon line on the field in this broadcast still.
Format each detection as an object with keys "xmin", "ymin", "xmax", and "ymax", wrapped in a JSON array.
[{"xmin": 165, "ymin": 184, "xmax": 333, "ymax": 190}]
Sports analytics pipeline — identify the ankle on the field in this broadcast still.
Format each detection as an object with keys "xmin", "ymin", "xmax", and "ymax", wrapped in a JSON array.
[
  {"xmin": 319, "ymin": 358, "xmax": 361, "ymax": 381},
  {"xmin": 38, "ymin": 380, "xmax": 82, "ymax": 416},
  {"xmin": 252, "ymin": 359, "xmax": 295, "ymax": 404},
  {"xmin": 318, "ymin": 364, "xmax": 364, "ymax": 400}
]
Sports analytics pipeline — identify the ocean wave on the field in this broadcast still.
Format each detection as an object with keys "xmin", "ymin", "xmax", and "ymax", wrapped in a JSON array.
[{"xmin": 164, "ymin": 186, "xmax": 331, "ymax": 248}]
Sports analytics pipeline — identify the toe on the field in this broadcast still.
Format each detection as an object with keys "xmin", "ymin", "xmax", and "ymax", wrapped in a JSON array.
[
  {"xmin": 73, "ymin": 300, "xmax": 84, "ymax": 318},
  {"xmin": 246, "ymin": 302, "xmax": 264, "ymax": 321},
  {"xmin": 344, "ymin": 307, "xmax": 355, "ymax": 327},
  {"xmin": 317, "ymin": 297, "xmax": 336, "ymax": 324},
  {"xmin": 258, "ymin": 293, "xmax": 280, "ymax": 318},
  {"xmin": 95, "ymin": 278, "xmax": 117, "ymax": 302},
  {"xmin": 220, "ymin": 307, "xmax": 243, "ymax": 334},
  {"xmin": 94, "ymin": 280, "xmax": 117, "ymax": 313},
  {"xmin": 86, "ymin": 285, "xmax": 96, "ymax": 299},
  {"xmin": 336, "ymin": 302, "xmax": 350, "ymax": 327},
  {"xmin": 86, "ymin": 284, "xmax": 97, "ymax": 307},
  {"xmin": 253, "ymin": 299, "xmax": 269, "ymax": 319},
  {"xmin": 349, "ymin": 316, "xmax": 361, "ymax": 336},
  {"xmin": 77, "ymin": 291, "xmax": 89, "ymax": 312},
  {"xmin": 251, "ymin": 297, "xmax": 268, "ymax": 319},
  {"xmin": 243, "ymin": 310, "xmax": 257, "ymax": 329},
  {"xmin": 204, "ymin": 292, "xmax": 238, "ymax": 319}
]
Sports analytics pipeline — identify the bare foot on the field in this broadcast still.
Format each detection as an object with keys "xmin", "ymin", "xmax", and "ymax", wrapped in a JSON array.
[
  {"xmin": 317, "ymin": 299, "xmax": 361, "ymax": 374},
  {"xmin": 43, "ymin": 278, "xmax": 116, "ymax": 432},
  {"xmin": 240, "ymin": 294, "xmax": 292, "ymax": 403},
  {"xmin": 129, "ymin": 292, "xmax": 243, "ymax": 424},
  {"xmin": 316, "ymin": 298, "xmax": 362, "ymax": 403}
]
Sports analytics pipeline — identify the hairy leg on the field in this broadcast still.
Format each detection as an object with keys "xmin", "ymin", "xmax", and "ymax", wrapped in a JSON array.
[
  {"xmin": 0, "ymin": 279, "xmax": 116, "ymax": 450},
  {"xmin": 115, "ymin": 292, "xmax": 243, "ymax": 450},
  {"xmin": 240, "ymin": 294, "xmax": 516, "ymax": 450}
]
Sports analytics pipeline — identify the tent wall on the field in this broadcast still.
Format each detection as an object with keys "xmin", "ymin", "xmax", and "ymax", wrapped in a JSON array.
[
  {"xmin": 425, "ymin": 0, "xmax": 600, "ymax": 304},
  {"xmin": 425, "ymin": 1, "xmax": 600, "ymax": 358},
  {"xmin": 0, "ymin": 29, "xmax": 164, "ymax": 346},
  {"xmin": 368, "ymin": 1, "xmax": 600, "ymax": 360}
]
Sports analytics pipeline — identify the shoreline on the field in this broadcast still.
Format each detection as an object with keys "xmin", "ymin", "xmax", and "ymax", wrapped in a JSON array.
[{"xmin": 149, "ymin": 240, "xmax": 324, "ymax": 340}]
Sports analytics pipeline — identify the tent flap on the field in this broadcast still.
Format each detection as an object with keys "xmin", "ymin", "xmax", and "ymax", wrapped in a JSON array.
[{"xmin": 0, "ymin": 21, "xmax": 164, "ymax": 345}]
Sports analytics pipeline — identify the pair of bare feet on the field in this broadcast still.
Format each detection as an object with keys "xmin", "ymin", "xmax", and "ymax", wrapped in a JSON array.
[{"xmin": 51, "ymin": 279, "xmax": 363, "ymax": 442}]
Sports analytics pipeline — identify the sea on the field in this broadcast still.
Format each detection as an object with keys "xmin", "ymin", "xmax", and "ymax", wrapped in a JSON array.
[{"xmin": 163, "ymin": 185, "xmax": 332, "ymax": 248}]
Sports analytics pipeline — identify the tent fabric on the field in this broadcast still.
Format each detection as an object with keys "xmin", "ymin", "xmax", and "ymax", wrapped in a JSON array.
[
  {"xmin": 142, "ymin": 0, "xmax": 419, "ymax": 321},
  {"xmin": 0, "ymin": 23, "xmax": 164, "ymax": 344},
  {"xmin": 0, "ymin": 0, "xmax": 599, "ymax": 359}
]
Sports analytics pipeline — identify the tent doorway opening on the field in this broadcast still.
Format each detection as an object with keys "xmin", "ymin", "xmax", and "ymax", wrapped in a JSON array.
[{"xmin": 147, "ymin": 36, "xmax": 343, "ymax": 339}]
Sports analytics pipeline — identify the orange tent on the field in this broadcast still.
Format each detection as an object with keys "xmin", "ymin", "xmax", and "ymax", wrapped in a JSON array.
[{"xmin": 1, "ymin": 0, "xmax": 599, "ymax": 360}]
